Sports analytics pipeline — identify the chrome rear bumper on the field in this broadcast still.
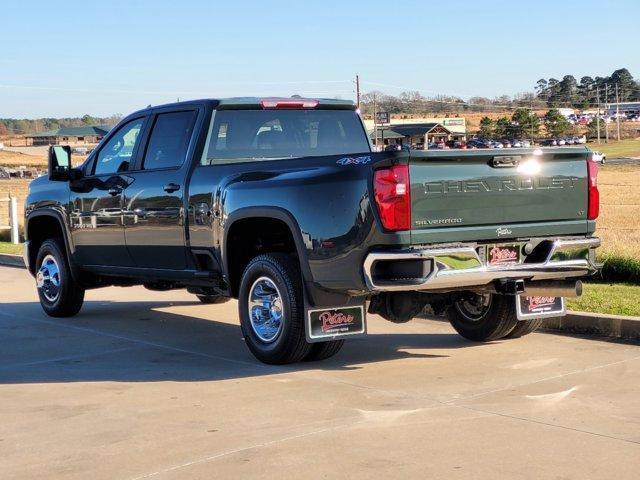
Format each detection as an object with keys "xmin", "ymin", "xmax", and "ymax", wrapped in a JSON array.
[{"xmin": 363, "ymin": 237, "xmax": 600, "ymax": 292}]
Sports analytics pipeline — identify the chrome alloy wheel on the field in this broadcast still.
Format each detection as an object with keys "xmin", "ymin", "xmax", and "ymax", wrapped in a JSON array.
[
  {"xmin": 36, "ymin": 254, "xmax": 61, "ymax": 302},
  {"xmin": 454, "ymin": 293, "xmax": 492, "ymax": 322},
  {"xmin": 248, "ymin": 276, "xmax": 284, "ymax": 343}
]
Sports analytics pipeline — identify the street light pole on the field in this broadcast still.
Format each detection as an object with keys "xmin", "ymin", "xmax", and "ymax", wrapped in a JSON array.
[
  {"xmin": 596, "ymin": 85, "xmax": 601, "ymax": 144},
  {"xmin": 604, "ymin": 84, "xmax": 609, "ymax": 143},
  {"xmin": 373, "ymin": 93, "xmax": 378, "ymax": 151},
  {"xmin": 615, "ymin": 83, "xmax": 621, "ymax": 141}
]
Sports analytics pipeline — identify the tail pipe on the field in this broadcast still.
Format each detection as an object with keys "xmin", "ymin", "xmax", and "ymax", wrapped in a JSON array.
[{"xmin": 523, "ymin": 280, "xmax": 583, "ymax": 298}]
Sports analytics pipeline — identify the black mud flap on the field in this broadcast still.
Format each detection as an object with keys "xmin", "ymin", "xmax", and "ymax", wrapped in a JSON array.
[
  {"xmin": 305, "ymin": 300, "xmax": 367, "ymax": 343},
  {"xmin": 516, "ymin": 295, "xmax": 566, "ymax": 320}
]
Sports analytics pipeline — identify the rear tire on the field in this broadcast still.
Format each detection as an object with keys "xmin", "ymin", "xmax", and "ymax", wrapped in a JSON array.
[
  {"xmin": 196, "ymin": 294, "xmax": 229, "ymax": 304},
  {"xmin": 304, "ymin": 340, "xmax": 344, "ymax": 362},
  {"xmin": 238, "ymin": 253, "xmax": 311, "ymax": 364},
  {"xmin": 35, "ymin": 238, "xmax": 85, "ymax": 317},
  {"xmin": 447, "ymin": 293, "xmax": 518, "ymax": 342},
  {"xmin": 505, "ymin": 319, "xmax": 543, "ymax": 338}
]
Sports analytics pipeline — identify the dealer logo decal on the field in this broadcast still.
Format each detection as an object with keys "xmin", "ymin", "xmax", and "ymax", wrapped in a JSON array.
[
  {"xmin": 526, "ymin": 296, "xmax": 557, "ymax": 310},
  {"xmin": 319, "ymin": 311, "xmax": 355, "ymax": 332},
  {"xmin": 489, "ymin": 246, "xmax": 518, "ymax": 264}
]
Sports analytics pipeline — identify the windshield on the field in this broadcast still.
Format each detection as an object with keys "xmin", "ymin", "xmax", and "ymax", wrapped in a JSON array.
[{"xmin": 202, "ymin": 109, "xmax": 370, "ymax": 164}]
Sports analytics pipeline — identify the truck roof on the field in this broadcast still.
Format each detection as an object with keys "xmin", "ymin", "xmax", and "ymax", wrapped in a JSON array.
[{"xmin": 130, "ymin": 97, "xmax": 356, "ymax": 116}]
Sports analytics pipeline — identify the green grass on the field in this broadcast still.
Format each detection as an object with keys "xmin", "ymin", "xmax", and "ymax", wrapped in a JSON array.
[
  {"xmin": 596, "ymin": 251, "xmax": 640, "ymax": 284},
  {"xmin": 0, "ymin": 242, "xmax": 22, "ymax": 255},
  {"xmin": 568, "ymin": 282, "xmax": 640, "ymax": 317},
  {"xmin": 590, "ymin": 138, "xmax": 640, "ymax": 158}
]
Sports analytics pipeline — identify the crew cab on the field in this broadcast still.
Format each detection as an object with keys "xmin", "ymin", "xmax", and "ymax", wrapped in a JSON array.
[{"xmin": 24, "ymin": 97, "xmax": 601, "ymax": 364}]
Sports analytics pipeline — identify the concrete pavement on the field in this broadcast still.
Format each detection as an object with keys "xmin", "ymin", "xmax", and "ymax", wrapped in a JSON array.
[{"xmin": 1, "ymin": 265, "xmax": 639, "ymax": 479}]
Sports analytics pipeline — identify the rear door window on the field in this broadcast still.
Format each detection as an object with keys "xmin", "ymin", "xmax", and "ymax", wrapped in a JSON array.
[
  {"xmin": 142, "ymin": 110, "xmax": 197, "ymax": 170},
  {"xmin": 202, "ymin": 109, "xmax": 369, "ymax": 164}
]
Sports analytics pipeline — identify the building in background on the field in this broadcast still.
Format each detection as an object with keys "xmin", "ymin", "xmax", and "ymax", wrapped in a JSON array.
[
  {"xmin": 605, "ymin": 102, "xmax": 640, "ymax": 115},
  {"xmin": 27, "ymin": 126, "xmax": 110, "ymax": 146},
  {"xmin": 366, "ymin": 116, "xmax": 467, "ymax": 149}
]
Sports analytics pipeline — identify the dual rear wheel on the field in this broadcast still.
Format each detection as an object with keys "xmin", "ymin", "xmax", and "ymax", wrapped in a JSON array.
[{"xmin": 447, "ymin": 293, "xmax": 542, "ymax": 341}]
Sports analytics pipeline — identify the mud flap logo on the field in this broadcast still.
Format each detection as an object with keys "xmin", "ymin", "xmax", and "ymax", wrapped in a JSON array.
[{"xmin": 306, "ymin": 306, "xmax": 366, "ymax": 342}]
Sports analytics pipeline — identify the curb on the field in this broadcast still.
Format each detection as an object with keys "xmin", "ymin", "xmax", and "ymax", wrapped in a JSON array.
[
  {"xmin": 542, "ymin": 311, "xmax": 640, "ymax": 341},
  {"xmin": 419, "ymin": 306, "xmax": 640, "ymax": 342},
  {"xmin": 0, "ymin": 253, "xmax": 24, "ymax": 268}
]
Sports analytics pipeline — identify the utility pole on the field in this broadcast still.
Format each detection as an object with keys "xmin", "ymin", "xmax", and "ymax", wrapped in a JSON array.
[
  {"xmin": 355, "ymin": 74, "xmax": 360, "ymax": 110},
  {"xmin": 373, "ymin": 92, "xmax": 378, "ymax": 150},
  {"xmin": 615, "ymin": 83, "xmax": 621, "ymax": 141},
  {"xmin": 604, "ymin": 84, "xmax": 609, "ymax": 143},
  {"xmin": 596, "ymin": 85, "xmax": 601, "ymax": 144}
]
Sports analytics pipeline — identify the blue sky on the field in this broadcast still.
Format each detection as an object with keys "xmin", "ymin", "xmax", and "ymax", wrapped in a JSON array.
[{"xmin": 2, "ymin": 0, "xmax": 639, "ymax": 118}]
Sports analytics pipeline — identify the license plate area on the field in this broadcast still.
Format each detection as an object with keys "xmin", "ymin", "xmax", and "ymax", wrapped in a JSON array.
[
  {"xmin": 516, "ymin": 296, "xmax": 565, "ymax": 320},
  {"xmin": 306, "ymin": 306, "xmax": 366, "ymax": 342},
  {"xmin": 486, "ymin": 244, "xmax": 521, "ymax": 266}
]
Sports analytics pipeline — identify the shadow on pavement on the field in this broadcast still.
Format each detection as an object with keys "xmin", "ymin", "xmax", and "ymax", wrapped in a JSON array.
[{"xmin": 0, "ymin": 300, "xmax": 486, "ymax": 384}]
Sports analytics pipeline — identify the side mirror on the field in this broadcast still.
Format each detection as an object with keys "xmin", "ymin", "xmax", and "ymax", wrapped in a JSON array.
[{"xmin": 48, "ymin": 145, "xmax": 71, "ymax": 181}]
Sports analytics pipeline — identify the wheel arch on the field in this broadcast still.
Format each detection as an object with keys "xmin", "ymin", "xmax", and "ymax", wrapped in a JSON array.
[
  {"xmin": 223, "ymin": 207, "xmax": 313, "ymax": 298},
  {"xmin": 25, "ymin": 210, "xmax": 77, "ymax": 279}
]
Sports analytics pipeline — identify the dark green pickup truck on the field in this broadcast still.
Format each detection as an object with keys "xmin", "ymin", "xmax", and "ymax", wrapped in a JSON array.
[{"xmin": 24, "ymin": 97, "xmax": 600, "ymax": 364}]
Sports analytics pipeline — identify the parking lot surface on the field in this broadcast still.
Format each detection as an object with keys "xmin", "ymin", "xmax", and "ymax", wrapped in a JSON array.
[{"xmin": 1, "ymin": 265, "xmax": 639, "ymax": 479}]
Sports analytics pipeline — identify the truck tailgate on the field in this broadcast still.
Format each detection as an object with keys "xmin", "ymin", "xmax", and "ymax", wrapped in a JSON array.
[{"xmin": 409, "ymin": 148, "xmax": 590, "ymax": 243}]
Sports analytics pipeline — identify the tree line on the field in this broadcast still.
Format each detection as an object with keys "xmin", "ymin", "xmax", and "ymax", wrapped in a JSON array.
[
  {"xmin": 359, "ymin": 91, "xmax": 543, "ymax": 115},
  {"xmin": 478, "ymin": 108, "xmax": 581, "ymax": 139},
  {"xmin": 0, "ymin": 114, "xmax": 122, "ymax": 136},
  {"xmin": 535, "ymin": 68, "xmax": 640, "ymax": 108},
  {"xmin": 359, "ymin": 68, "xmax": 638, "ymax": 115}
]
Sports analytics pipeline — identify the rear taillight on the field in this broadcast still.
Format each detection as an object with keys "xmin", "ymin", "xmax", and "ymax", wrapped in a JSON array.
[
  {"xmin": 373, "ymin": 165, "xmax": 411, "ymax": 231},
  {"xmin": 587, "ymin": 160, "xmax": 599, "ymax": 220},
  {"xmin": 260, "ymin": 98, "xmax": 319, "ymax": 109}
]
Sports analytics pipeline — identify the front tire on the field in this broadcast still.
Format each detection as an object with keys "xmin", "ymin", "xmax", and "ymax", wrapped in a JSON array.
[
  {"xmin": 35, "ymin": 238, "xmax": 85, "ymax": 317},
  {"xmin": 446, "ymin": 293, "xmax": 518, "ymax": 342},
  {"xmin": 238, "ymin": 253, "xmax": 311, "ymax": 364}
]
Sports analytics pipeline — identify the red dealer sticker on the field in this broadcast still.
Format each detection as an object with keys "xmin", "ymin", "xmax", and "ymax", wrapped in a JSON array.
[
  {"xmin": 487, "ymin": 244, "xmax": 521, "ymax": 266},
  {"xmin": 306, "ymin": 306, "xmax": 366, "ymax": 341}
]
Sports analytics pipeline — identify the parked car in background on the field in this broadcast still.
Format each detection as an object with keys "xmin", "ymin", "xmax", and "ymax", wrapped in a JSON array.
[
  {"xmin": 467, "ymin": 139, "xmax": 488, "ymax": 148},
  {"xmin": 445, "ymin": 140, "xmax": 467, "ymax": 149},
  {"xmin": 591, "ymin": 151, "xmax": 606, "ymax": 164}
]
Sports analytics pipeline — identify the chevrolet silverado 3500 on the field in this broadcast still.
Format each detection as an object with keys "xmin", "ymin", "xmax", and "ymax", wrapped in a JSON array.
[{"xmin": 24, "ymin": 98, "xmax": 600, "ymax": 364}]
